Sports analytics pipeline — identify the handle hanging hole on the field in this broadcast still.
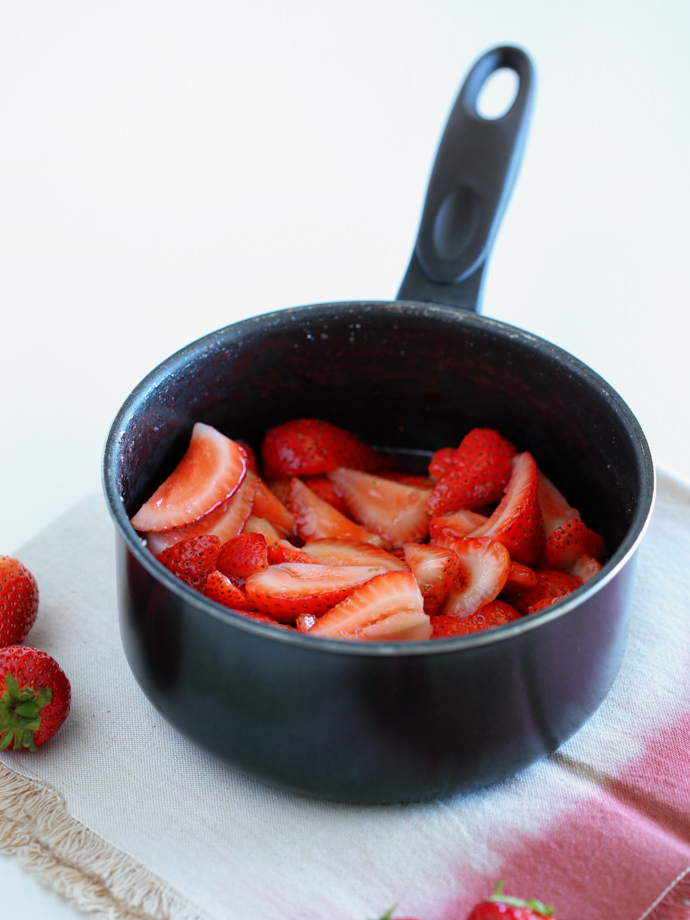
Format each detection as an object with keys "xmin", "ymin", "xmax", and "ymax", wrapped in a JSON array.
[{"xmin": 476, "ymin": 67, "xmax": 519, "ymax": 120}]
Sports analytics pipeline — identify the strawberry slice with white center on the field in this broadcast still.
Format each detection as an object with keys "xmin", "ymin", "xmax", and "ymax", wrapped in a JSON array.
[
  {"xmin": 307, "ymin": 571, "xmax": 431, "ymax": 641},
  {"xmin": 131, "ymin": 423, "xmax": 248, "ymax": 532},
  {"xmin": 432, "ymin": 535, "xmax": 511, "ymax": 618},
  {"xmin": 302, "ymin": 538, "xmax": 408, "ymax": 571},
  {"xmin": 468, "ymin": 452, "xmax": 545, "ymax": 566},
  {"xmin": 327, "ymin": 468, "xmax": 431, "ymax": 547},
  {"xmin": 429, "ymin": 509, "xmax": 489, "ymax": 542},
  {"xmin": 287, "ymin": 477, "xmax": 384, "ymax": 546},
  {"xmin": 244, "ymin": 562, "xmax": 386, "ymax": 623},
  {"xmin": 537, "ymin": 471, "xmax": 581, "ymax": 537},
  {"xmin": 403, "ymin": 542, "xmax": 460, "ymax": 612},
  {"xmin": 142, "ymin": 469, "xmax": 258, "ymax": 555}
]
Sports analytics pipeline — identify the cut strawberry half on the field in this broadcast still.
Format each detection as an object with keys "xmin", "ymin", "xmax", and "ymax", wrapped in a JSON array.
[
  {"xmin": 429, "ymin": 509, "xmax": 489, "ymax": 542},
  {"xmin": 537, "ymin": 470, "xmax": 581, "ymax": 537},
  {"xmin": 157, "ymin": 534, "xmax": 221, "ymax": 591},
  {"xmin": 569, "ymin": 553, "xmax": 603, "ymax": 583},
  {"xmin": 403, "ymin": 542, "xmax": 460, "ymax": 611},
  {"xmin": 327, "ymin": 468, "xmax": 431, "ymax": 547},
  {"xmin": 377, "ymin": 472, "xmax": 435, "ymax": 489},
  {"xmin": 251, "ymin": 478, "xmax": 297, "ymax": 537},
  {"xmin": 431, "ymin": 600, "xmax": 521, "ymax": 638},
  {"xmin": 541, "ymin": 517, "xmax": 606, "ymax": 570},
  {"xmin": 217, "ymin": 533, "xmax": 269, "ymax": 580},
  {"xmin": 508, "ymin": 569, "xmax": 583, "ymax": 615},
  {"xmin": 287, "ymin": 477, "xmax": 384, "ymax": 545},
  {"xmin": 244, "ymin": 562, "xmax": 386, "ymax": 623},
  {"xmin": 267, "ymin": 540, "xmax": 320, "ymax": 565},
  {"xmin": 242, "ymin": 515, "xmax": 283, "ymax": 546},
  {"xmin": 261, "ymin": 418, "xmax": 383, "ymax": 479},
  {"xmin": 426, "ymin": 428, "xmax": 516, "ymax": 517},
  {"xmin": 503, "ymin": 561, "xmax": 538, "ymax": 593},
  {"xmin": 307, "ymin": 571, "xmax": 431, "ymax": 641},
  {"xmin": 205, "ymin": 570, "xmax": 256, "ymax": 610},
  {"xmin": 302, "ymin": 538, "xmax": 408, "ymax": 571},
  {"xmin": 142, "ymin": 469, "xmax": 258, "ymax": 555},
  {"xmin": 428, "ymin": 446, "xmax": 459, "ymax": 482},
  {"xmin": 468, "ymin": 452, "xmax": 545, "ymax": 566},
  {"xmin": 300, "ymin": 475, "xmax": 353, "ymax": 517},
  {"xmin": 131, "ymin": 423, "xmax": 248, "ymax": 532},
  {"xmin": 434, "ymin": 536, "xmax": 511, "ymax": 618}
]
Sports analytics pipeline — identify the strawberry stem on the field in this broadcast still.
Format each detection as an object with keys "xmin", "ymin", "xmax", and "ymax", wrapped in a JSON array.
[
  {"xmin": 490, "ymin": 880, "xmax": 554, "ymax": 917},
  {"xmin": 0, "ymin": 671, "xmax": 51, "ymax": 751}
]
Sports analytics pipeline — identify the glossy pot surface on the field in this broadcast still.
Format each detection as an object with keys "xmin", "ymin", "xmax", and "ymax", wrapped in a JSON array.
[{"xmin": 103, "ymin": 48, "xmax": 655, "ymax": 803}]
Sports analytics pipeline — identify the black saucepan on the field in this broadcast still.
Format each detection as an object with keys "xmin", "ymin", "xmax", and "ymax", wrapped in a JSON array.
[{"xmin": 102, "ymin": 46, "xmax": 655, "ymax": 803}]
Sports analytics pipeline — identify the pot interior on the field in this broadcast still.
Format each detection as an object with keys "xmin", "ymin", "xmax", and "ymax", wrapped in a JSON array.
[{"xmin": 107, "ymin": 300, "xmax": 653, "ymax": 570}]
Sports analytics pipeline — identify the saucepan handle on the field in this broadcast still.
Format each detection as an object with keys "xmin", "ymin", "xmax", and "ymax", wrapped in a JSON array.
[{"xmin": 397, "ymin": 45, "xmax": 535, "ymax": 313}]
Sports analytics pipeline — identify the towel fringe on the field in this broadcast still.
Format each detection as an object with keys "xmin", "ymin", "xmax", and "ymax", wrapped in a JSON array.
[{"xmin": 0, "ymin": 763, "xmax": 213, "ymax": 920}]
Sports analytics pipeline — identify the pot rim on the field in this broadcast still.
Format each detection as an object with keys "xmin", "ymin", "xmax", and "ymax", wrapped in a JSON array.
[{"xmin": 102, "ymin": 300, "xmax": 657, "ymax": 657}]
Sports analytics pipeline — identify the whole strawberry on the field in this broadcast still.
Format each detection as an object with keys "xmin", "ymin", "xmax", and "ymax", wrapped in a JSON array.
[
  {"xmin": 467, "ymin": 881, "xmax": 554, "ymax": 919},
  {"xmin": 0, "ymin": 555, "xmax": 39, "ymax": 647},
  {"xmin": 0, "ymin": 646, "xmax": 71, "ymax": 750}
]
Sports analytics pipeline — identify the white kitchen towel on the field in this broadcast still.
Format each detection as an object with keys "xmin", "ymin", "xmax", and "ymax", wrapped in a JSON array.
[{"xmin": 1, "ymin": 470, "xmax": 689, "ymax": 920}]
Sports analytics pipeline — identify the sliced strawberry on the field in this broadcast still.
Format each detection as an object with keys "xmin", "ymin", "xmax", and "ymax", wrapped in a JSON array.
[
  {"xmin": 244, "ymin": 563, "xmax": 386, "ymax": 623},
  {"xmin": 468, "ymin": 452, "xmax": 545, "ymax": 566},
  {"xmin": 434, "ymin": 536, "xmax": 511, "ymax": 618},
  {"xmin": 131, "ymin": 423, "xmax": 248, "ymax": 532},
  {"xmin": 143, "ymin": 470, "xmax": 258, "ymax": 555},
  {"xmin": 428, "ymin": 446, "xmax": 459, "ymax": 482},
  {"xmin": 508, "ymin": 569, "xmax": 583, "ymax": 615},
  {"xmin": 426, "ymin": 428, "xmax": 516, "ymax": 517},
  {"xmin": 403, "ymin": 543, "xmax": 460, "ymax": 611},
  {"xmin": 296, "ymin": 613, "xmax": 317, "ymax": 633},
  {"xmin": 251, "ymin": 478, "xmax": 296, "ymax": 536},
  {"xmin": 205, "ymin": 570, "xmax": 255, "ymax": 610},
  {"xmin": 157, "ymin": 535, "xmax": 221, "ymax": 591},
  {"xmin": 242, "ymin": 515, "xmax": 283, "ymax": 546},
  {"xmin": 569, "ymin": 554, "xmax": 603, "ymax": 583},
  {"xmin": 267, "ymin": 540, "xmax": 320, "ymax": 565},
  {"xmin": 538, "ymin": 470, "xmax": 581, "ymax": 537},
  {"xmin": 301, "ymin": 475, "xmax": 353, "ymax": 517},
  {"xmin": 541, "ymin": 518, "xmax": 606, "ymax": 571},
  {"xmin": 287, "ymin": 477, "xmax": 384, "ymax": 545},
  {"xmin": 429, "ymin": 509, "xmax": 489, "ymax": 542},
  {"xmin": 261, "ymin": 418, "xmax": 383, "ymax": 479},
  {"xmin": 327, "ymin": 468, "xmax": 431, "ymax": 547},
  {"xmin": 266, "ymin": 478, "xmax": 291, "ymax": 505},
  {"xmin": 217, "ymin": 533, "xmax": 269, "ymax": 580},
  {"xmin": 503, "ymin": 561, "xmax": 538, "ymax": 593},
  {"xmin": 302, "ymin": 538, "xmax": 408, "ymax": 571},
  {"xmin": 307, "ymin": 571, "xmax": 431, "ymax": 641},
  {"xmin": 378, "ymin": 472, "xmax": 435, "ymax": 489},
  {"xmin": 236, "ymin": 440, "xmax": 259, "ymax": 474},
  {"xmin": 431, "ymin": 600, "xmax": 521, "ymax": 638}
]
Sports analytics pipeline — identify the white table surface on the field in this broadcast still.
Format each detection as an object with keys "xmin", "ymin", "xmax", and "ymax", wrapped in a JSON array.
[{"xmin": 1, "ymin": 1, "xmax": 689, "ymax": 916}]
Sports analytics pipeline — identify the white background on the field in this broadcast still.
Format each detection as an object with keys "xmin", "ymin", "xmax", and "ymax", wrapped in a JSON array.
[{"xmin": 1, "ymin": 1, "xmax": 689, "ymax": 915}]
